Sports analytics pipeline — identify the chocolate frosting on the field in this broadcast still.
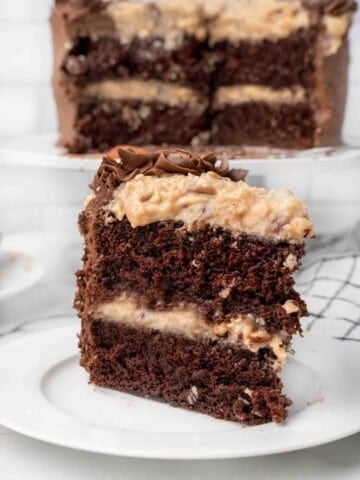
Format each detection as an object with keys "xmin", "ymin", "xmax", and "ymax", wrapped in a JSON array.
[
  {"xmin": 91, "ymin": 145, "xmax": 248, "ymax": 191},
  {"xmin": 55, "ymin": 0, "xmax": 105, "ymax": 20}
]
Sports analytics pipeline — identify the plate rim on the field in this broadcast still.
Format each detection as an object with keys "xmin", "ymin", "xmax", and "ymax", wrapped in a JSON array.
[{"xmin": 0, "ymin": 324, "xmax": 360, "ymax": 460}]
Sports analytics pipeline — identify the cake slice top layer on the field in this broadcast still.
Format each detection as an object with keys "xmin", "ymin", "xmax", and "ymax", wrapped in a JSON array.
[
  {"xmin": 55, "ymin": 0, "xmax": 356, "ymax": 54},
  {"xmin": 91, "ymin": 146, "xmax": 315, "ymax": 242}
]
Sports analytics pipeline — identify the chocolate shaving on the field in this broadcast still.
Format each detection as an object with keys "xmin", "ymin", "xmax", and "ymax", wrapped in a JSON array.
[
  {"xmin": 91, "ymin": 145, "xmax": 248, "ymax": 191},
  {"xmin": 322, "ymin": 0, "xmax": 357, "ymax": 15},
  {"xmin": 303, "ymin": 0, "xmax": 357, "ymax": 15},
  {"xmin": 55, "ymin": 0, "xmax": 107, "ymax": 23}
]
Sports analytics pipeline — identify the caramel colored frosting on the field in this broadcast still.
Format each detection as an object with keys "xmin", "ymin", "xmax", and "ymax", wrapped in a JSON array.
[
  {"xmin": 207, "ymin": 0, "xmax": 354, "ymax": 51},
  {"xmin": 322, "ymin": 12, "xmax": 353, "ymax": 55},
  {"xmin": 213, "ymin": 85, "xmax": 306, "ymax": 107},
  {"xmin": 107, "ymin": 172, "xmax": 314, "ymax": 242},
  {"xmin": 105, "ymin": 1, "xmax": 207, "ymax": 49},
  {"xmin": 83, "ymin": 80, "xmax": 207, "ymax": 108},
  {"xmin": 92, "ymin": 146, "xmax": 314, "ymax": 242},
  {"xmin": 55, "ymin": 0, "xmax": 356, "ymax": 51},
  {"xmin": 96, "ymin": 293, "xmax": 289, "ymax": 367},
  {"xmin": 207, "ymin": 0, "xmax": 311, "ymax": 43}
]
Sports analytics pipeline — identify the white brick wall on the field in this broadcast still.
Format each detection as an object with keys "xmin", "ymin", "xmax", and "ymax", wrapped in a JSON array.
[{"xmin": 0, "ymin": 1, "xmax": 358, "ymax": 140}]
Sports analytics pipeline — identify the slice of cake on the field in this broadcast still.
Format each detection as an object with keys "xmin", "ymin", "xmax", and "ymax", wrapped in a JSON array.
[
  {"xmin": 75, "ymin": 145, "xmax": 315, "ymax": 425},
  {"xmin": 51, "ymin": 0, "xmax": 356, "ymax": 153},
  {"xmin": 208, "ymin": 0, "xmax": 356, "ymax": 148},
  {"xmin": 51, "ymin": 0, "xmax": 211, "ymax": 152}
]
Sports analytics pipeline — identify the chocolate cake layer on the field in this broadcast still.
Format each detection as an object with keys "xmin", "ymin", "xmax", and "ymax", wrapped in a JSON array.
[
  {"xmin": 79, "ymin": 318, "xmax": 289, "ymax": 425},
  {"xmin": 63, "ymin": 36, "xmax": 211, "ymax": 90},
  {"xmin": 211, "ymin": 28, "xmax": 317, "ymax": 89},
  {"xmin": 76, "ymin": 215, "xmax": 306, "ymax": 334},
  {"xmin": 212, "ymin": 102, "xmax": 315, "ymax": 149},
  {"xmin": 69, "ymin": 99, "xmax": 209, "ymax": 153}
]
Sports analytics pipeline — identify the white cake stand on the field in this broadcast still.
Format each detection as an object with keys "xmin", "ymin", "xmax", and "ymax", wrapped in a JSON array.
[{"xmin": 0, "ymin": 133, "xmax": 360, "ymax": 174}]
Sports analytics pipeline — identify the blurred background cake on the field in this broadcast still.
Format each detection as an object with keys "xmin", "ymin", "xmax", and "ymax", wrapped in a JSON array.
[{"xmin": 51, "ymin": 0, "xmax": 356, "ymax": 153}]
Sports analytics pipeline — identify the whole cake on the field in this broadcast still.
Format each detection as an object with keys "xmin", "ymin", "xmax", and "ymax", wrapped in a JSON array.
[
  {"xmin": 75, "ymin": 145, "xmax": 315, "ymax": 425},
  {"xmin": 52, "ymin": 0, "xmax": 356, "ymax": 153}
]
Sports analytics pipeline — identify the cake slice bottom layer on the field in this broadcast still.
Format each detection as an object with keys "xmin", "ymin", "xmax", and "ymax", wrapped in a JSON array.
[
  {"xmin": 79, "ymin": 318, "xmax": 290, "ymax": 425},
  {"xmin": 212, "ymin": 102, "xmax": 315, "ymax": 148},
  {"xmin": 69, "ymin": 99, "xmax": 209, "ymax": 153}
]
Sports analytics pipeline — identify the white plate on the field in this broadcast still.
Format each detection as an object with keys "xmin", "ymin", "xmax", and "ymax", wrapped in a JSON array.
[
  {"xmin": 0, "ymin": 324, "xmax": 359, "ymax": 459},
  {"xmin": 1, "ymin": 133, "xmax": 360, "ymax": 174},
  {"xmin": 0, "ymin": 248, "xmax": 43, "ymax": 301}
]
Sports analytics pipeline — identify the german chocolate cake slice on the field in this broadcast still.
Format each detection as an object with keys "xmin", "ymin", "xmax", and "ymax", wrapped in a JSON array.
[{"xmin": 75, "ymin": 146, "xmax": 315, "ymax": 425}]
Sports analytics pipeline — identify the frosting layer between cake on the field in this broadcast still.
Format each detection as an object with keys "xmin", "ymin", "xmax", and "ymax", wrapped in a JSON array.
[
  {"xmin": 83, "ymin": 80, "xmax": 207, "ymax": 108},
  {"xmin": 213, "ymin": 85, "xmax": 306, "ymax": 106},
  {"xmin": 207, "ymin": 0, "xmax": 310, "ymax": 43},
  {"xmin": 95, "ymin": 293, "xmax": 289, "ymax": 367},
  {"xmin": 105, "ymin": 1, "xmax": 206, "ymax": 49}
]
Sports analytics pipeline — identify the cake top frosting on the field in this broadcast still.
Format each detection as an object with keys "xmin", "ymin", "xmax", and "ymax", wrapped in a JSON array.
[
  {"xmin": 91, "ymin": 145, "xmax": 248, "ymax": 191},
  {"xmin": 89, "ymin": 145, "xmax": 315, "ymax": 243},
  {"xmin": 55, "ymin": 0, "xmax": 357, "ymax": 16}
]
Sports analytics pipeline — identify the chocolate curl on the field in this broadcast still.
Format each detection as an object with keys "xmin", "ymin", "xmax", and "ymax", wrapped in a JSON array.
[
  {"xmin": 322, "ymin": 0, "xmax": 357, "ymax": 15},
  {"xmin": 154, "ymin": 150, "xmax": 203, "ymax": 176},
  {"xmin": 92, "ymin": 145, "xmax": 248, "ymax": 191},
  {"xmin": 228, "ymin": 168, "xmax": 249, "ymax": 182},
  {"xmin": 117, "ymin": 146, "xmax": 153, "ymax": 171}
]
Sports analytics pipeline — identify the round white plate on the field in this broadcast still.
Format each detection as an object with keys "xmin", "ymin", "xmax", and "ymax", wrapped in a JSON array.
[
  {"xmin": 0, "ymin": 324, "xmax": 359, "ymax": 459},
  {"xmin": 1, "ymin": 133, "xmax": 360, "ymax": 175},
  {"xmin": 0, "ymin": 248, "xmax": 44, "ymax": 301}
]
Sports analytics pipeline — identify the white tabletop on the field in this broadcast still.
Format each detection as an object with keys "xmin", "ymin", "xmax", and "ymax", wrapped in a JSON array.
[{"xmin": 1, "ymin": 316, "xmax": 359, "ymax": 480}]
